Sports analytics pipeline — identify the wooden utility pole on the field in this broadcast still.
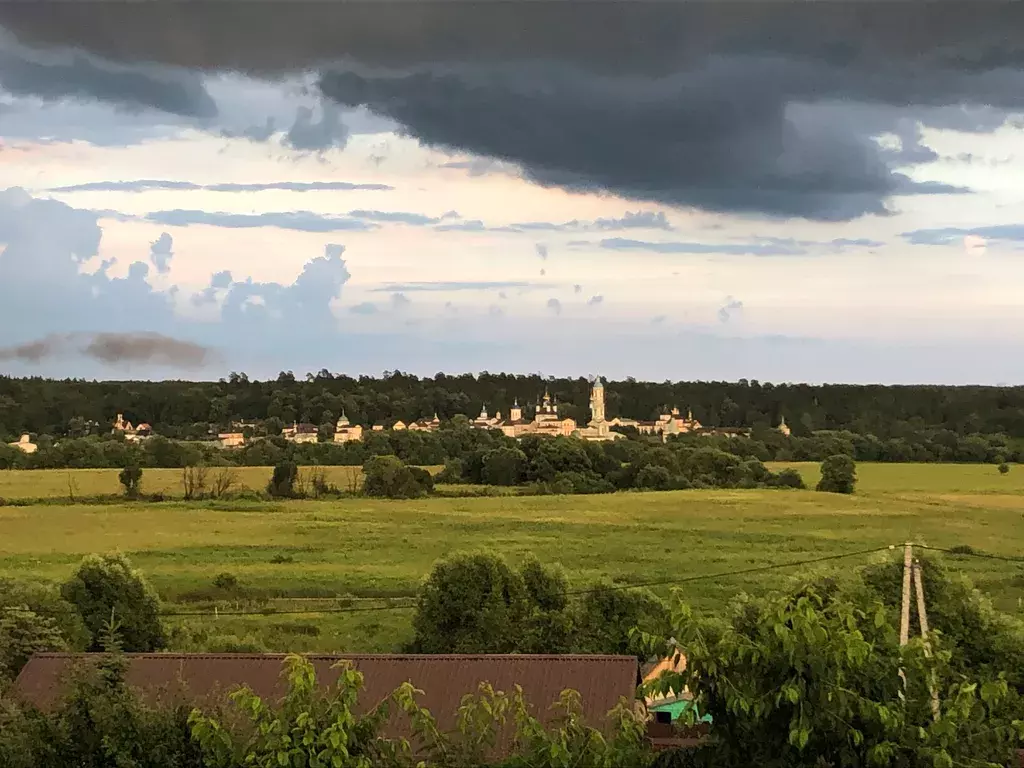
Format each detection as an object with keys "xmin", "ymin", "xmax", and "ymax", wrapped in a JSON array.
[
  {"xmin": 897, "ymin": 543, "xmax": 913, "ymax": 692},
  {"xmin": 900, "ymin": 543, "xmax": 913, "ymax": 647},
  {"xmin": 913, "ymin": 559, "xmax": 941, "ymax": 721}
]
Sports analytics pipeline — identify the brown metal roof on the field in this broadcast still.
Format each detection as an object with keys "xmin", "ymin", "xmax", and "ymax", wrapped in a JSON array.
[{"xmin": 14, "ymin": 653, "xmax": 639, "ymax": 744}]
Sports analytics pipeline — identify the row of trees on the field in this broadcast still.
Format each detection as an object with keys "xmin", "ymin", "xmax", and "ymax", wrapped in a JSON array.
[
  {"xmin": 4, "ymin": 550, "xmax": 1024, "ymax": 766},
  {"xmin": 3, "ymin": 420, "xmax": 1019, "ymax": 475},
  {"xmin": 434, "ymin": 435, "xmax": 810, "ymax": 494},
  {"xmin": 5, "ymin": 370, "xmax": 1024, "ymax": 441}
]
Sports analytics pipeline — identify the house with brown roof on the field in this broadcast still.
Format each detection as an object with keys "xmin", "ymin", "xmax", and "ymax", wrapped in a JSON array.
[
  {"xmin": 281, "ymin": 422, "xmax": 319, "ymax": 444},
  {"xmin": 13, "ymin": 653, "xmax": 642, "ymax": 758}
]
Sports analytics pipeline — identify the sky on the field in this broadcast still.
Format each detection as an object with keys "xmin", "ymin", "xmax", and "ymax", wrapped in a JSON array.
[{"xmin": 1, "ymin": 2, "xmax": 1024, "ymax": 384}]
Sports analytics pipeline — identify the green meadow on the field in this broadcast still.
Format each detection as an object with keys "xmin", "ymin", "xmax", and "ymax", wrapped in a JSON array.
[{"xmin": 1, "ymin": 462, "xmax": 1021, "ymax": 652}]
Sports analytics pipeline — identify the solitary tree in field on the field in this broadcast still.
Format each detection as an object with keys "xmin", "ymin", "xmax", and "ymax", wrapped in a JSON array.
[
  {"xmin": 998, "ymin": 462, "xmax": 1010, "ymax": 475},
  {"xmin": 118, "ymin": 464, "xmax": 143, "ymax": 499},
  {"xmin": 267, "ymin": 460, "xmax": 298, "ymax": 498},
  {"xmin": 816, "ymin": 454, "xmax": 856, "ymax": 494}
]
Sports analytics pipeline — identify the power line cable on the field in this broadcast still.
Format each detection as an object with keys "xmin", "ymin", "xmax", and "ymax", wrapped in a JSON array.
[
  {"xmin": 914, "ymin": 544, "xmax": 1023, "ymax": 563},
  {"xmin": 160, "ymin": 544, "xmax": 897, "ymax": 619}
]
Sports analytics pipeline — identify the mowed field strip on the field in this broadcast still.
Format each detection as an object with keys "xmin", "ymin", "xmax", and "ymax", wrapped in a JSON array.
[{"xmin": 1, "ymin": 462, "xmax": 1022, "ymax": 652}]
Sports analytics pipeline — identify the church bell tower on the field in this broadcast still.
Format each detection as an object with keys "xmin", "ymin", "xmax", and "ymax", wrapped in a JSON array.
[{"xmin": 590, "ymin": 377, "xmax": 606, "ymax": 423}]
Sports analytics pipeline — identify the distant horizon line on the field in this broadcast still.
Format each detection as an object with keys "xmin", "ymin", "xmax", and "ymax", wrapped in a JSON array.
[{"xmin": 0, "ymin": 371, "xmax": 1018, "ymax": 389}]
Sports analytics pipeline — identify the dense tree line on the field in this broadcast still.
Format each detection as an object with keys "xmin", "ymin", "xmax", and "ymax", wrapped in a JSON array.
[
  {"xmin": 434, "ymin": 434, "xmax": 806, "ymax": 494},
  {"xmin": 1, "ymin": 420, "xmax": 1016, "ymax": 480},
  {"xmin": 4, "ymin": 370, "xmax": 1024, "ymax": 442}
]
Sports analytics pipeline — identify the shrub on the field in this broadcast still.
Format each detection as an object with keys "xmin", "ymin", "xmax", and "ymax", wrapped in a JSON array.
[
  {"xmin": 574, "ymin": 584, "xmax": 670, "ymax": 659},
  {"xmin": 0, "ymin": 605, "xmax": 68, "ymax": 680},
  {"xmin": 60, "ymin": 553, "xmax": 165, "ymax": 652},
  {"xmin": 181, "ymin": 464, "xmax": 208, "ymax": 500},
  {"xmin": 362, "ymin": 455, "xmax": 431, "ymax": 499},
  {"xmin": 434, "ymin": 457, "xmax": 466, "ymax": 484},
  {"xmin": 0, "ymin": 641, "xmax": 201, "ymax": 767},
  {"xmin": 308, "ymin": 467, "xmax": 340, "ymax": 498},
  {"xmin": 209, "ymin": 467, "xmax": 237, "ymax": 498},
  {"xmin": 816, "ymin": 453, "xmax": 857, "ymax": 494},
  {"xmin": 0, "ymin": 578, "xmax": 88, "ymax": 652},
  {"xmin": 481, "ymin": 447, "xmax": 528, "ymax": 486},
  {"xmin": 266, "ymin": 460, "xmax": 298, "ymax": 498},
  {"xmin": 118, "ymin": 464, "xmax": 143, "ymax": 499},
  {"xmin": 769, "ymin": 467, "xmax": 806, "ymax": 489},
  {"xmin": 998, "ymin": 462, "xmax": 1010, "ymax": 475},
  {"xmin": 635, "ymin": 464, "xmax": 672, "ymax": 491},
  {"xmin": 408, "ymin": 466, "xmax": 435, "ymax": 494},
  {"xmin": 212, "ymin": 572, "xmax": 240, "ymax": 591}
]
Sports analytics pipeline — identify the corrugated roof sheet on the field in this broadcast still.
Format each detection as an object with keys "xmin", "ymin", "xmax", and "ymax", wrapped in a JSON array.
[{"xmin": 14, "ymin": 653, "xmax": 639, "ymax": 744}]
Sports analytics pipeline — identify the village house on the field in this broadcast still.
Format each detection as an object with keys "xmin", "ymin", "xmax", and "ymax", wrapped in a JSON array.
[
  {"xmin": 217, "ymin": 432, "xmax": 245, "ymax": 449},
  {"xmin": 642, "ymin": 653, "xmax": 712, "ymax": 751},
  {"xmin": 281, "ymin": 422, "xmax": 318, "ymax": 444},
  {"xmin": 478, "ymin": 392, "xmax": 576, "ymax": 439},
  {"xmin": 7, "ymin": 434, "xmax": 37, "ymax": 454},
  {"xmin": 112, "ymin": 414, "xmax": 153, "ymax": 443},
  {"xmin": 408, "ymin": 414, "xmax": 441, "ymax": 432},
  {"xmin": 333, "ymin": 412, "xmax": 363, "ymax": 443},
  {"xmin": 620, "ymin": 407, "xmax": 702, "ymax": 438}
]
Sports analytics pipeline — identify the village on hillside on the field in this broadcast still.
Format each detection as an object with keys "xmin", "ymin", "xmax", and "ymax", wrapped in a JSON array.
[{"xmin": 8, "ymin": 378, "xmax": 790, "ymax": 454}]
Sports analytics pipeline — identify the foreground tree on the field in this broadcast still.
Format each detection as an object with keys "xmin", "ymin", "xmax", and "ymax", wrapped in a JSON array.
[
  {"xmin": 816, "ymin": 453, "xmax": 857, "ymax": 494},
  {"xmin": 189, "ymin": 654, "xmax": 394, "ymax": 768},
  {"xmin": 0, "ymin": 606, "xmax": 68, "ymax": 680},
  {"xmin": 60, "ymin": 553, "xmax": 165, "ymax": 652},
  {"xmin": 410, "ymin": 552, "xmax": 531, "ymax": 653},
  {"xmin": 643, "ymin": 573, "xmax": 1024, "ymax": 768}
]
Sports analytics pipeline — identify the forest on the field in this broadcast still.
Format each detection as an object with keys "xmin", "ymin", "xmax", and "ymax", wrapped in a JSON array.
[{"xmin": 3, "ymin": 370, "xmax": 1024, "ymax": 441}]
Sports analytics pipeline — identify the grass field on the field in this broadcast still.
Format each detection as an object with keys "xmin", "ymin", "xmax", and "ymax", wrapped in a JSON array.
[
  {"xmin": 1, "ymin": 462, "xmax": 1022, "ymax": 652},
  {"xmin": 0, "ymin": 465, "xmax": 372, "ymax": 500}
]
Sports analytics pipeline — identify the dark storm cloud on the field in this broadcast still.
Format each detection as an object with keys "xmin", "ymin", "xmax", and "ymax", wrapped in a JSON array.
[
  {"xmin": 0, "ymin": 37, "xmax": 217, "ymax": 118},
  {"xmin": 284, "ymin": 102, "xmax": 349, "ymax": 151},
  {"xmin": 0, "ymin": 336, "xmax": 56, "ymax": 362},
  {"xmin": 4, "ymin": 3, "xmax": 1024, "ymax": 219},
  {"xmin": 0, "ymin": 332, "xmax": 213, "ymax": 368},
  {"xmin": 144, "ymin": 209, "xmax": 377, "ymax": 232},
  {"xmin": 83, "ymin": 332, "xmax": 212, "ymax": 367},
  {"xmin": 221, "ymin": 116, "xmax": 277, "ymax": 142},
  {"xmin": 439, "ymin": 158, "xmax": 501, "ymax": 176},
  {"xmin": 50, "ymin": 180, "xmax": 392, "ymax": 193}
]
